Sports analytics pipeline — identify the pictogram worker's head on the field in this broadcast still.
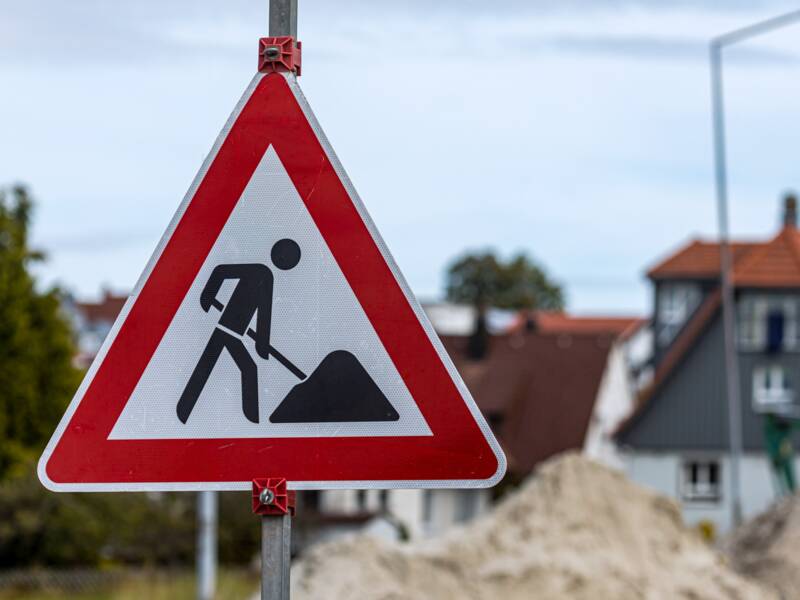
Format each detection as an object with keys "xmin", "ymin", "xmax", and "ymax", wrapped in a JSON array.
[{"xmin": 271, "ymin": 238, "xmax": 301, "ymax": 270}]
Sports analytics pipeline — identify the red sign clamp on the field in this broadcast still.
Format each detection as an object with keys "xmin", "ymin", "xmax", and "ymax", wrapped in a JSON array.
[
  {"xmin": 252, "ymin": 478, "xmax": 296, "ymax": 516},
  {"xmin": 258, "ymin": 37, "xmax": 302, "ymax": 76}
]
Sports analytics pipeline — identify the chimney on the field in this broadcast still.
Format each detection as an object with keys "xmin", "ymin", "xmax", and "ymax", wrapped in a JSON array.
[
  {"xmin": 783, "ymin": 192, "xmax": 797, "ymax": 229},
  {"xmin": 467, "ymin": 310, "xmax": 489, "ymax": 360}
]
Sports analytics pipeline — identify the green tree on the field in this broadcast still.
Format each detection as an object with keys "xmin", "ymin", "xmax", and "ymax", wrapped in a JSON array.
[
  {"xmin": 445, "ymin": 250, "xmax": 564, "ymax": 311},
  {"xmin": 0, "ymin": 185, "xmax": 81, "ymax": 477},
  {"xmin": 0, "ymin": 186, "xmax": 265, "ymax": 570},
  {"xmin": 445, "ymin": 251, "xmax": 564, "ymax": 359}
]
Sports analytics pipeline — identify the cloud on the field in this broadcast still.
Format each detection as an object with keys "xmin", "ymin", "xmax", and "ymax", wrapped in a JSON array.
[
  {"xmin": 35, "ymin": 229, "xmax": 160, "ymax": 253},
  {"xmin": 1, "ymin": 0, "xmax": 797, "ymax": 67},
  {"xmin": 5, "ymin": 0, "xmax": 800, "ymax": 313},
  {"xmin": 519, "ymin": 34, "xmax": 799, "ymax": 64}
]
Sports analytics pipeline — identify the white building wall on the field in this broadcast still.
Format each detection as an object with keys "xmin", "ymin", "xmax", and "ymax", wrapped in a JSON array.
[
  {"xmin": 583, "ymin": 343, "xmax": 635, "ymax": 469},
  {"xmin": 623, "ymin": 450, "xmax": 781, "ymax": 535},
  {"xmin": 319, "ymin": 489, "xmax": 357, "ymax": 513},
  {"xmin": 421, "ymin": 489, "xmax": 491, "ymax": 537},
  {"xmin": 319, "ymin": 489, "xmax": 385, "ymax": 513},
  {"xmin": 317, "ymin": 487, "xmax": 491, "ymax": 540},
  {"xmin": 388, "ymin": 488, "xmax": 425, "ymax": 539},
  {"xmin": 625, "ymin": 324, "xmax": 654, "ymax": 390},
  {"xmin": 421, "ymin": 302, "xmax": 518, "ymax": 336}
]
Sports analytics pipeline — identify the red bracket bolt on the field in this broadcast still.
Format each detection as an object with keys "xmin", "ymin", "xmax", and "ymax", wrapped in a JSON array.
[
  {"xmin": 252, "ymin": 478, "xmax": 296, "ymax": 516},
  {"xmin": 258, "ymin": 37, "xmax": 302, "ymax": 76}
]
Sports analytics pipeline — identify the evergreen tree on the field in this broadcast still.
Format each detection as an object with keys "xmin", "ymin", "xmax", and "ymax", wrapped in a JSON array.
[
  {"xmin": 0, "ymin": 186, "xmax": 265, "ymax": 570},
  {"xmin": 0, "ymin": 185, "xmax": 80, "ymax": 477}
]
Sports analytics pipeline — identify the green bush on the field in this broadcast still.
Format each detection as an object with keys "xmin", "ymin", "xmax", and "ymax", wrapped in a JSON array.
[{"xmin": 0, "ymin": 463, "xmax": 260, "ymax": 568}]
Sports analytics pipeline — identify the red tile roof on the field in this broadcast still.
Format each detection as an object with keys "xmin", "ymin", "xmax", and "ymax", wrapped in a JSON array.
[
  {"xmin": 440, "ymin": 331, "xmax": 616, "ymax": 477},
  {"xmin": 647, "ymin": 226, "xmax": 800, "ymax": 286},
  {"xmin": 76, "ymin": 291, "xmax": 128, "ymax": 324},
  {"xmin": 733, "ymin": 227, "xmax": 800, "ymax": 287},
  {"xmin": 647, "ymin": 240, "xmax": 760, "ymax": 280},
  {"xmin": 521, "ymin": 312, "xmax": 645, "ymax": 339}
]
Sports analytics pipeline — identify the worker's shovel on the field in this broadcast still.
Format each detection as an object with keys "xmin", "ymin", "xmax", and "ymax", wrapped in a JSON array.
[
  {"xmin": 209, "ymin": 301, "xmax": 397, "ymax": 423},
  {"xmin": 210, "ymin": 300, "xmax": 307, "ymax": 380}
]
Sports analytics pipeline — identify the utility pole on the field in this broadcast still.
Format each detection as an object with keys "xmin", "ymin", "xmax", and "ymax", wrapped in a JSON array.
[
  {"xmin": 709, "ymin": 8, "xmax": 800, "ymax": 528},
  {"xmin": 710, "ymin": 42, "xmax": 743, "ymax": 527}
]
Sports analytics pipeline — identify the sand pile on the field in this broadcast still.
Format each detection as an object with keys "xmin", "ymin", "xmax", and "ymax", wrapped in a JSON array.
[
  {"xmin": 292, "ymin": 453, "xmax": 775, "ymax": 600},
  {"xmin": 724, "ymin": 494, "xmax": 800, "ymax": 598}
]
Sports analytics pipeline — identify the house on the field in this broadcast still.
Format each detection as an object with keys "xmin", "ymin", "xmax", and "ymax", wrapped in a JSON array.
[
  {"xmin": 618, "ymin": 194, "xmax": 800, "ymax": 534},
  {"xmin": 62, "ymin": 289, "xmax": 129, "ymax": 368},
  {"xmin": 312, "ymin": 306, "xmax": 644, "ymax": 539}
]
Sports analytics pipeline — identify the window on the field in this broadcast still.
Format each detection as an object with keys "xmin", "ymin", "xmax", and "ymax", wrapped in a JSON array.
[
  {"xmin": 739, "ymin": 295, "xmax": 799, "ymax": 352},
  {"xmin": 681, "ymin": 460, "xmax": 721, "ymax": 502},
  {"xmin": 767, "ymin": 309, "xmax": 786, "ymax": 352},
  {"xmin": 356, "ymin": 489, "xmax": 367, "ymax": 512},
  {"xmin": 753, "ymin": 365, "xmax": 794, "ymax": 412},
  {"xmin": 657, "ymin": 284, "xmax": 701, "ymax": 346}
]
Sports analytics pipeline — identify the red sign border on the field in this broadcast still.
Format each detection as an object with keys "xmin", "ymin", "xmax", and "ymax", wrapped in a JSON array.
[{"xmin": 39, "ymin": 73, "xmax": 505, "ymax": 491}]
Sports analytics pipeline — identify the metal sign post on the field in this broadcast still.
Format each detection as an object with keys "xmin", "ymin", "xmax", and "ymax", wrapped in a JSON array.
[
  {"xmin": 269, "ymin": 0, "xmax": 297, "ymax": 38},
  {"xmin": 262, "ymin": 512, "xmax": 291, "ymax": 598},
  {"xmin": 253, "ymin": 479, "xmax": 296, "ymax": 600},
  {"xmin": 196, "ymin": 491, "xmax": 218, "ymax": 600},
  {"xmin": 257, "ymin": 5, "xmax": 299, "ymax": 598}
]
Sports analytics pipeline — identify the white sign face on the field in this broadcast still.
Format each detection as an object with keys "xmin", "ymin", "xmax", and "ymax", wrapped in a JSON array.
[
  {"xmin": 110, "ymin": 147, "xmax": 431, "ymax": 440},
  {"xmin": 38, "ymin": 71, "xmax": 504, "ymax": 493}
]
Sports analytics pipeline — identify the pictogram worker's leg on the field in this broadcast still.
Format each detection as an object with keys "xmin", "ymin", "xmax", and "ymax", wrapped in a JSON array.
[
  {"xmin": 222, "ymin": 331, "xmax": 260, "ymax": 423},
  {"xmin": 177, "ymin": 328, "xmax": 228, "ymax": 423}
]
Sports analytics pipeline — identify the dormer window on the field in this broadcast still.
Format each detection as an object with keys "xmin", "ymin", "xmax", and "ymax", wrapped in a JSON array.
[
  {"xmin": 739, "ymin": 295, "xmax": 799, "ymax": 352},
  {"xmin": 657, "ymin": 283, "xmax": 701, "ymax": 346}
]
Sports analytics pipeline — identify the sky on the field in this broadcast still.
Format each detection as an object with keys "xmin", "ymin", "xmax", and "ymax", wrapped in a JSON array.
[{"xmin": 2, "ymin": 1, "xmax": 800, "ymax": 315}]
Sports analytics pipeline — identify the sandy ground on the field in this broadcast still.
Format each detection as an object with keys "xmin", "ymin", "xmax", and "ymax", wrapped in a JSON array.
[
  {"xmin": 289, "ymin": 453, "xmax": 776, "ymax": 600},
  {"xmin": 724, "ymin": 492, "xmax": 800, "ymax": 599}
]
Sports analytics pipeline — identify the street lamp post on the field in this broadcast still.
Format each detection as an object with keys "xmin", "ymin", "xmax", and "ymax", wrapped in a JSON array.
[{"xmin": 709, "ymin": 8, "xmax": 800, "ymax": 528}]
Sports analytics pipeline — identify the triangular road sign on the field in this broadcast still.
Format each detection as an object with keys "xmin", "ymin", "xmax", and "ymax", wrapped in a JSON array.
[{"xmin": 38, "ymin": 73, "xmax": 506, "ymax": 491}]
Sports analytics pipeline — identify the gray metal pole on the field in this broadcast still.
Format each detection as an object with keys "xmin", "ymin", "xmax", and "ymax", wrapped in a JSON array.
[
  {"xmin": 269, "ymin": 0, "xmax": 298, "ymax": 37},
  {"xmin": 715, "ymin": 8, "xmax": 800, "ymax": 46},
  {"xmin": 261, "ymin": 514, "xmax": 291, "ymax": 600},
  {"xmin": 261, "ymin": 1, "xmax": 297, "ymax": 596},
  {"xmin": 709, "ymin": 43, "xmax": 743, "ymax": 528},
  {"xmin": 197, "ymin": 491, "xmax": 218, "ymax": 600},
  {"xmin": 707, "ymin": 7, "xmax": 800, "ymax": 529}
]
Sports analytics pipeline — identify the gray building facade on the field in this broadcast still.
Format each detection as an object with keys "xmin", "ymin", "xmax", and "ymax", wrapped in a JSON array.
[{"xmin": 619, "ymin": 195, "xmax": 800, "ymax": 534}]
